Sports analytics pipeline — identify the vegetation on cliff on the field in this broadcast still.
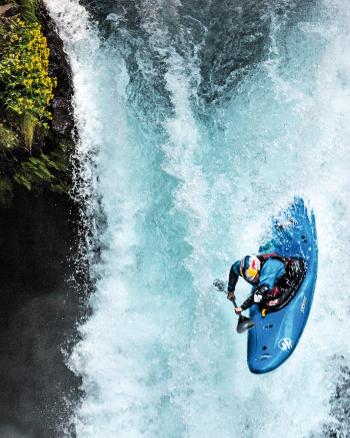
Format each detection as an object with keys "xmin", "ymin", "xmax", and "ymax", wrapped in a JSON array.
[{"xmin": 0, "ymin": 0, "xmax": 74, "ymax": 205}]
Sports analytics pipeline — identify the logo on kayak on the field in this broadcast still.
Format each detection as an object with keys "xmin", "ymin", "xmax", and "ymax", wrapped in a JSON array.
[
  {"xmin": 278, "ymin": 338, "xmax": 293, "ymax": 351},
  {"xmin": 300, "ymin": 296, "xmax": 307, "ymax": 314}
]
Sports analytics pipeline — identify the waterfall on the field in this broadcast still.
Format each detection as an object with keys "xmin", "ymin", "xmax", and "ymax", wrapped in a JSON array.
[{"xmin": 46, "ymin": 0, "xmax": 350, "ymax": 436}]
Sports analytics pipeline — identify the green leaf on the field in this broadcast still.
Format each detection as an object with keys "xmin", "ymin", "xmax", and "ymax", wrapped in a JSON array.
[{"xmin": 14, "ymin": 172, "xmax": 32, "ymax": 191}]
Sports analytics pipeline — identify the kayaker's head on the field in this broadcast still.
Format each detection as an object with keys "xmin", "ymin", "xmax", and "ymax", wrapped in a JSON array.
[{"xmin": 240, "ymin": 255, "xmax": 260, "ymax": 283}]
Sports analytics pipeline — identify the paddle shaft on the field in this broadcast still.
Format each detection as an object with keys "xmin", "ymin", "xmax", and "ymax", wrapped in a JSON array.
[{"xmin": 231, "ymin": 297, "xmax": 239, "ymax": 309}]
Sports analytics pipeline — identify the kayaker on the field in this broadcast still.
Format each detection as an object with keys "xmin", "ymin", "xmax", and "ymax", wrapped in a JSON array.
[{"xmin": 227, "ymin": 254, "xmax": 302, "ymax": 314}]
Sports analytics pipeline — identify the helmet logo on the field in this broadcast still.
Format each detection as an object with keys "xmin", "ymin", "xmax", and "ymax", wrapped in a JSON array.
[{"xmin": 245, "ymin": 256, "xmax": 260, "ymax": 281}]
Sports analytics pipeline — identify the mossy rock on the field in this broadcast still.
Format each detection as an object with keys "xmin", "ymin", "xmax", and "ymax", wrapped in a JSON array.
[{"xmin": 0, "ymin": 122, "xmax": 20, "ymax": 149}]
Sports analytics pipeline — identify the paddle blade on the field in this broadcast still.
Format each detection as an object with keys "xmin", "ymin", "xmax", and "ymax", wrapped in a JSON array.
[{"xmin": 237, "ymin": 314, "xmax": 255, "ymax": 334}]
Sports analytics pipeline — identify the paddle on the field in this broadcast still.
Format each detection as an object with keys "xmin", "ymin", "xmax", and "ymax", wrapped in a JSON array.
[
  {"xmin": 230, "ymin": 297, "xmax": 255, "ymax": 333},
  {"xmin": 213, "ymin": 279, "xmax": 255, "ymax": 334}
]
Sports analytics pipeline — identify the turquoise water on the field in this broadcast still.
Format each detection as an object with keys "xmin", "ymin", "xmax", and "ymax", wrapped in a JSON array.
[{"xmin": 46, "ymin": 0, "xmax": 350, "ymax": 436}]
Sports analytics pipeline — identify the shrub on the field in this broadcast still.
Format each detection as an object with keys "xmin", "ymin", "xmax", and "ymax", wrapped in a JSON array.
[
  {"xmin": 14, "ymin": 140, "xmax": 73, "ymax": 193},
  {"xmin": 15, "ymin": 0, "xmax": 37, "ymax": 24},
  {"xmin": 0, "ymin": 18, "xmax": 57, "ymax": 150}
]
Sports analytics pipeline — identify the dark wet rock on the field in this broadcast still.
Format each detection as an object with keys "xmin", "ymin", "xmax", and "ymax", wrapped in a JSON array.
[
  {"xmin": 0, "ymin": 186, "xmax": 87, "ymax": 438},
  {"xmin": 52, "ymin": 96, "xmax": 74, "ymax": 137},
  {"xmin": 0, "ymin": 3, "xmax": 19, "ymax": 18},
  {"xmin": 39, "ymin": 5, "xmax": 75, "ymax": 139}
]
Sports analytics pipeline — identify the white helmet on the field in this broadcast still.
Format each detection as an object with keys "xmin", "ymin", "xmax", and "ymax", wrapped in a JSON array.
[{"xmin": 240, "ymin": 255, "xmax": 261, "ymax": 282}]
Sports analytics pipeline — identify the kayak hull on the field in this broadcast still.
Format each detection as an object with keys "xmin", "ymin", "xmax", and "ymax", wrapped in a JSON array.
[{"xmin": 247, "ymin": 198, "xmax": 318, "ymax": 374}]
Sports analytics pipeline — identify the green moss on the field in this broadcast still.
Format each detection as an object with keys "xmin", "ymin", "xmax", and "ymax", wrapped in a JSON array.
[
  {"xmin": 0, "ymin": 20, "xmax": 6, "ymax": 36},
  {"xmin": 0, "ymin": 122, "xmax": 20, "ymax": 150},
  {"xmin": 21, "ymin": 113, "xmax": 35, "ymax": 150}
]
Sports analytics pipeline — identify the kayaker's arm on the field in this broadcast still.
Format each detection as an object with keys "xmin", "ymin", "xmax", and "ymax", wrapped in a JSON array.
[
  {"xmin": 241, "ymin": 294, "xmax": 255, "ymax": 311},
  {"xmin": 241, "ymin": 284, "xmax": 270, "ymax": 310},
  {"xmin": 227, "ymin": 261, "xmax": 241, "ymax": 300}
]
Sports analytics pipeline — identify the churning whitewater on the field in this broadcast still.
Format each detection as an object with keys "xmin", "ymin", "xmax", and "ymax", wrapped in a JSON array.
[{"xmin": 46, "ymin": 0, "xmax": 350, "ymax": 436}]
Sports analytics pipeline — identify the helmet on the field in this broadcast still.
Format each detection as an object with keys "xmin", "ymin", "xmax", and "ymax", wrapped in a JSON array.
[{"xmin": 240, "ymin": 255, "xmax": 260, "ymax": 282}]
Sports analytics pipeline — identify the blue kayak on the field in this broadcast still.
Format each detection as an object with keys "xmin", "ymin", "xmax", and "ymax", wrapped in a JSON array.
[{"xmin": 247, "ymin": 198, "xmax": 318, "ymax": 374}]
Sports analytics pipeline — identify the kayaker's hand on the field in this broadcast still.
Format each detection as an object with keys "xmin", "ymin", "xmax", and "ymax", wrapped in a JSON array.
[
  {"xmin": 234, "ymin": 307, "xmax": 242, "ymax": 315},
  {"xmin": 227, "ymin": 291, "xmax": 235, "ymax": 302}
]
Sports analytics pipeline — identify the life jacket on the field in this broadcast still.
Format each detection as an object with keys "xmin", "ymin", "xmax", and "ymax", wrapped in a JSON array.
[{"xmin": 242, "ymin": 253, "xmax": 307, "ymax": 311}]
